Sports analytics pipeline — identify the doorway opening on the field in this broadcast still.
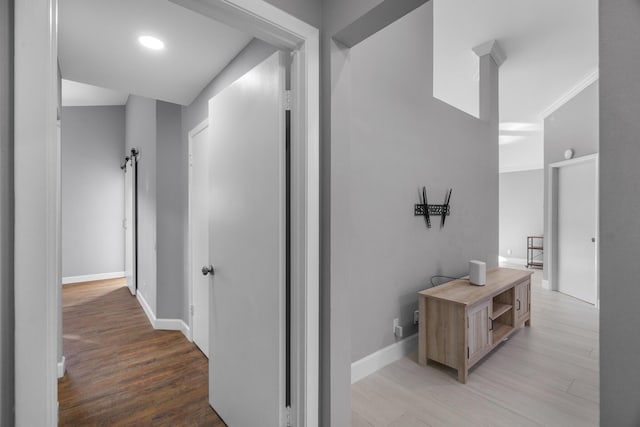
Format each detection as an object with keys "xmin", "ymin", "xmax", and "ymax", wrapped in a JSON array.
[
  {"xmin": 122, "ymin": 148, "xmax": 138, "ymax": 297},
  {"xmin": 547, "ymin": 154, "xmax": 599, "ymax": 306},
  {"xmin": 14, "ymin": 0, "xmax": 319, "ymax": 425}
]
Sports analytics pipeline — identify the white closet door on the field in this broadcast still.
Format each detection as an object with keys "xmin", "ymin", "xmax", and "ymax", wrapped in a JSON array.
[
  {"xmin": 558, "ymin": 159, "xmax": 597, "ymax": 304},
  {"xmin": 207, "ymin": 51, "xmax": 286, "ymax": 426}
]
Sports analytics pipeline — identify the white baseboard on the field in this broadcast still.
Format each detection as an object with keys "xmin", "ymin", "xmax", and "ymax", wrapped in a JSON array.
[
  {"xmin": 155, "ymin": 318, "xmax": 191, "ymax": 340},
  {"xmin": 136, "ymin": 292, "xmax": 190, "ymax": 340},
  {"xmin": 57, "ymin": 356, "xmax": 66, "ymax": 378},
  {"xmin": 62, "ymin": 271, "xmax": 125, "ymax": 285},
  {"xmin": 136, "ymin": 291, "xmax": 156, "ymax": 327},
  {"xmin": 351, "ymin": 334, "xmax": 417, "ymax": 384},
  {"xmin": 501, "ymin": 257, "xmax": 527, "ymax": 266},
  {"xmin": 542, "ymin": 279, "xmax": 551, "ymax": 290}
]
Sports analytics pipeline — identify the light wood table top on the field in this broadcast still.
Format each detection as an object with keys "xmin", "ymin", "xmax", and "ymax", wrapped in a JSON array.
[{"xmin": 418, "ymin": 267, "xmax": 532, "ymax": 305}]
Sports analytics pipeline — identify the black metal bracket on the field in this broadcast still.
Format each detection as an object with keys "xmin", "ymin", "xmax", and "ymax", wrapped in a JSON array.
[
  {"xmin": 415, "ymin": 187, "xmax": 452, "ymax": 228},
  {"xmin": 414, "ymin": 204, "xmax": 450, "ymax": 217}
]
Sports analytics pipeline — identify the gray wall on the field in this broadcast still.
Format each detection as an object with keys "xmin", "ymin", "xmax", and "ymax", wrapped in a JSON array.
[
  {"xmin": 126, "ymin": 96, "xmax": 188, "ymax": 321},
  {"xmin": 0, "ymin": 0, "xmax": 14, "ymax": 424},
  {"xmin": 61, "ymin": 106, "xmax": 126, "ymax": 278},
  {"xmin": 346, "ymin": 2, "xmax": 498, "ymax": 362},
  {"xmin": 156, "ymin": 101, "xmax": 185, "ymax": 319},
  {"xmin": 126, "ymin": 95, "xmax": 158, "ymax": 311},
  {"xmin": 600, "ymin": 0, "xmax": 640, "ymax": 424},
  {"xmin": 543, "ymin": 81, "xmax": 599, "ymax": 280},
  {"xmin": 323, "ymin": 1, "xmax": 430, "ymax": 424},
  {"xmin": 499, "ymin": 170, "xmax": 544, "ymax": 260},
  {"xmin": 544, "ymin": 81, "xmax": 599, "ymax": 164}
]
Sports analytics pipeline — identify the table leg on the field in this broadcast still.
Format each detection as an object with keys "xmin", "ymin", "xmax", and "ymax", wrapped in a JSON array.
[
  {"xmin": 457, "ymin": 367, "xmax": 468, "ymax": 384},
  {"xmin": 418, "ymin": 296, "xmax": 428, "ymax": 366}
]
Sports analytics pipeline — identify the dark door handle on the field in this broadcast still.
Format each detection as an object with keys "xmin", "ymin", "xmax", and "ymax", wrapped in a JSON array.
[{"xmin": 202, "ymin": 265, "xmax": 215, "ymax": 276}]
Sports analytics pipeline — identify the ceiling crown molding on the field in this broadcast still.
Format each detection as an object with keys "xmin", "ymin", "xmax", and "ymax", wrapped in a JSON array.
[
  {"xmin": 538, "ymin": 69, "xmax": 599, "ymax": 120},
  {"xmin": 472, "ymin": 39, "xmax": 506, "ymax": 67}
]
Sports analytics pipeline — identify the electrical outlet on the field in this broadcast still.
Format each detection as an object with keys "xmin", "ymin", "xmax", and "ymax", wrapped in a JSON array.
[
  {"xmin": 507, "ymin": 249, "xmax": 512, "ymax": 255},
  {"xmin": 395, "ymin": 325, "xmax": 404, "ymax": 338},
  {"xmin": 414, "ymin": 310, "xmax": 419, "ymax": 325},
  {"xmin": 393, "ymin": 318, "xmax": 403, "ymax": 337}
]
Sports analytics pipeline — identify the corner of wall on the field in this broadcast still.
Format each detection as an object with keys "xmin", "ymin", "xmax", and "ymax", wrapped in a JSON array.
[
  {"xmin": 125, "ymin": 95, "xmax": 158, "ymax": 314},
  {"xmin": 155, "ymin": 101, "xmax": 186, "ymax": 321},
  {"xmin": 0, "ymin": 0, "xmax": 15, "ymax": 424}
]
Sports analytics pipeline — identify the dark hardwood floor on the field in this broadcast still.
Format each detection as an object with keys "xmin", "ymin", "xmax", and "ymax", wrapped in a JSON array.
[{"xmin": 58, "ymin": 278, "xmax": 226, "ymax": 426}]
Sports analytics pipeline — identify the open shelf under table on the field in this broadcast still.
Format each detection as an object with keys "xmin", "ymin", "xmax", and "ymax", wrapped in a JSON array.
[{"xmin": 492, "ymin": 323, "xmax": 513, "ymax": 345}]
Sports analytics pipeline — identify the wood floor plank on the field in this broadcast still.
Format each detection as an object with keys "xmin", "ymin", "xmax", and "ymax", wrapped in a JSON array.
[
  {"xmin": 352, "ymin": 269, "xmax": 599, "ymax": 426},
  {"xmin": 388, "ymin": 412, "xmax": 432, "ymax": 427},
  {"xmin": 58, "ymin": 278, "xmax": 226, "ymax": 426}
]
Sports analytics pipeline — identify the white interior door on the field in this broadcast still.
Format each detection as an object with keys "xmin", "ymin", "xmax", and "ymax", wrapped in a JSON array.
[
  {"xmin": 191, "ymin": 124, "xmax": 210, "ymax": 358},
  {"xmin": 558, "ymin": 158, "xmax": 597, "ymax": 304},
  {"xmin": 207, "ymin": 51, "xmax": 286, "ymax": 426},
  {"xmin": 124, "ymin": 160, "xmax": 136, "ymax": 296}
]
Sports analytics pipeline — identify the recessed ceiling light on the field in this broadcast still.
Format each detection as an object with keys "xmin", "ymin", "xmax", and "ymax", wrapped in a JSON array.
[
  {"xmin": 138, "ymin": 35, "xmax": 165, "ymax": 51},
  {"xmin": 499, "ymin": 122, "xmax": 541, "ymax": 132}
]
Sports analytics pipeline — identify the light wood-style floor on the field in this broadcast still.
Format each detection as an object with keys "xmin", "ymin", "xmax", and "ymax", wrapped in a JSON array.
[
  {"xmin": 352, "ymin": 268, "xmax": 599, "ymax": 427},
  {"xmin": 58, "ymin": 278, "xmax": 226, "ymax": 426}
]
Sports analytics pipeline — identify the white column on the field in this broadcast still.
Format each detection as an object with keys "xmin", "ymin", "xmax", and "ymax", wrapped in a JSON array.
[
  {"xmin": 473, "ymin": 39, "xmax": 505, "ymax": 124},
  {"xmin": 14, "ymin": 0, "xmax": 60, "ymax": 425}
]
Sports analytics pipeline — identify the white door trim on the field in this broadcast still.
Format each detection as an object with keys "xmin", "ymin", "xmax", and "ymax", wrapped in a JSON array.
[
  {"xmin": 15, "ymin": 1, "xmax": 319, "ymax": 425},
  {"xmin": 547, "ymin": 153, "xmax": 599, "ymax": 306},
  {"xmin": 14, "ymin": 0, "xmax": 60, "ymax": 424},
  {"xmin": 171, "ymin": 3, "xmax": 320, "ymax": 425},
  {"xmin": 187, "ymin": 118, "xmax": 209, "ymax": 343},
  {"xmin": 124, "ymin": 156, "xmax": 137, "ymax": 296}
]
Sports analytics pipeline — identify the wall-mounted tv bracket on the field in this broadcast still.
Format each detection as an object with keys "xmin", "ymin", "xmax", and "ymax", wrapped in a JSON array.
[{"xmin": 414, "ymin": 187, "xmax": 452, "ymax": 228}]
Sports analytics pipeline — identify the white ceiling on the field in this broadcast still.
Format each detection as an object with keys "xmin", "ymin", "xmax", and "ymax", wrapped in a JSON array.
[
  {"xmin": 58, "ymin": 0, "xmax": 253, "ymax": 106},
  {"xmin": 62, "ymin": 79, "xmax": 129, "ymax": 106},
  {"xmin": 432, "ymin": 0, "xmax": 598, "ymax": 172}
]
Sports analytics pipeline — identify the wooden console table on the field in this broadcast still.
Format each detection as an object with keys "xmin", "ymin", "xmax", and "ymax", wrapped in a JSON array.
[{"xmin": 418, "ymin": 267, "xmax": 532, "ymax": 383}]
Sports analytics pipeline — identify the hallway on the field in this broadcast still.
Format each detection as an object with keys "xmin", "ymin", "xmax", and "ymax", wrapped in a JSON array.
[{"xmin": 58, "ymin": 278, "xmax": 225, "ymax": 426}]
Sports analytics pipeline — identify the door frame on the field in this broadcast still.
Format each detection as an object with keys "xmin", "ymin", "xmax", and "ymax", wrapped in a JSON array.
[
  {"xmin": 547, "ymin": 153, "xmax": 599, "ymax": 306},
  {"xmin": 14, "ymin": 0, "xmax": 60, "ymax": 424},
  {"xmin": 187, "ymin": 118, "xmax": 209, "ymax": 343},
  {"xmin": 14, "ymin": 1, "xmax": 319, "ymax": 426},
  {"xmin": 124, "ymin": 156, "xmax": 137, "ymax": 296}
]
